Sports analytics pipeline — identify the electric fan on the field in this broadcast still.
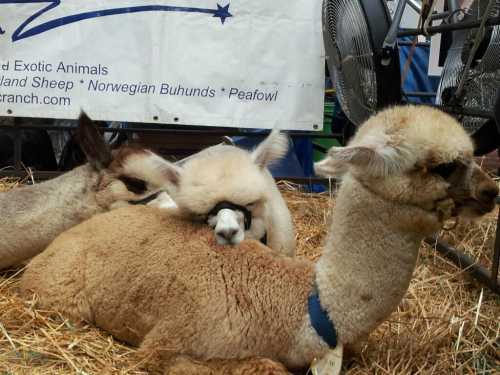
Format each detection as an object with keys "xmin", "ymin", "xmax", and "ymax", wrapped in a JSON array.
[
  {"xmin": 323, "ymin": 0, "xmax": 402, "ymax": 126},
  {"xmin": 437, "ymin": 0, "xmax": 500, "ymax": 135}
]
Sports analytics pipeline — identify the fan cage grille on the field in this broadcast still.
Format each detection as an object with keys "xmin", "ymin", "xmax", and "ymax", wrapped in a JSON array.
[
  {"xmin": 324, "ymin": 0, "xmax": 379, "ymax": 126},
  {"xmin": 438, "ymin": 0, "xmax": 500, "ymax": 134}
]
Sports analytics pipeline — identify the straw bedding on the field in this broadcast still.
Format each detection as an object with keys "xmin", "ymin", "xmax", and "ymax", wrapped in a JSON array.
[{"xmin": 0, "ymin": 178, "xmax": 498, "ymax": 374}]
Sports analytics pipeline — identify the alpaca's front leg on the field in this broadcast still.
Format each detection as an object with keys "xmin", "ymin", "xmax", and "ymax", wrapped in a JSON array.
[
  {"xmin": 138, "ymin": 322, "xmax": 290, "ymax": 375},
  {"xmin": 137, "ymin": 314, "xmax": 196, "ymax": 372},
  {"xmin": 162, "ymin": 355, "xmax": 291, "ymax": 375}
]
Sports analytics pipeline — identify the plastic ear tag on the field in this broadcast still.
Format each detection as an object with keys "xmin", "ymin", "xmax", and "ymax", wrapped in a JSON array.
[{"xmin": 309, "ymin": 343, "xmax": 343, "ymax": 375}]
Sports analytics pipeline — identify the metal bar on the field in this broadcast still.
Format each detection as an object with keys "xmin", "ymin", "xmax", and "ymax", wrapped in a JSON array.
[
  {"xmin": 12, "ymin": 119, "xmax": 22, "ymax": 171},
  {"xmin": 407, "ymin": 0, "xmax": 422, "ymax": 13},
  {"xmin": 430, "ymin": 11, "xmax": 452, "ymax": 21},
  {"xmin": 493, "ymin": 106, "xmax": 500, "ymax": 282},
  {"xmin": 385, "ymin": 0, "xmax": 408, "ymax": 45},
  {"xmin": 426, "ymin": 237, "xmax": 500, "ymax": 294},
  {"xmin": 492, "ymin": 202, "xmax": 500, "ymax": 283},
  {"xmin": 493, "ymin": 87, "xmax": 500, "ymax": 133},
  {"xmin": 434, "ymin": 105, "xmax": 495, "ymax": 119},
  {"xmin": 398, "ymin": 40, "xmax": 431, "ymax": 47},
  {"xmin": 398, "ymin": 16, "xmax": 500, "ymax": 37},
  {"xmin": 0, "ymin": 169, "xmax": 336, "ymax": 186},
  {"xmin": 447, "ymin": 0, "xmax": 462, "ymax": 42},
  {"xmin": 447, "ymin": 0, "xmax": 462, "ymax": 26},
  {"xmin": 0, "ymin": 125, "xmax": 342, "ymax": 139},
  {"xmin": 404, "ymin": 91, "xmax": 437, "ymax": 97},
  {"xmin": 382, "ymin": 0, "xmax": 408, "ymax": 65},
  {"xmin": 447, "ymin": 0, "xmax": 460, "ymax": 15},
  {"xmin": 275, "ymin": 177, "xmax": 334, "ymax": 185},
  {"xmin": 313, "ymin": 144, "xmax": 329, "ymax": 153}
]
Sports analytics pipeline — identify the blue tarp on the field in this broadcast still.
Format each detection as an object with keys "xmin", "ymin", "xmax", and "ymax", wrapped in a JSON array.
[
  {"xmin": 231, "ymin": 134, "xmax": 314, "ymax": 179},
  {"xmin": 399, "ymin": 37, "xmax": 439, "ymax": 103}
]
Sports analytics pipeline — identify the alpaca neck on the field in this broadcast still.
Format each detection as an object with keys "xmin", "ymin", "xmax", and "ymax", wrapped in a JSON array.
[
  {"xmin": 0, "ymin": 164, "xmax": 102, "ymax": 267},
  {"xmin": 27, "ymin": 164, "xmax": 101, "ymax": 217},
  {"xmin": 315, "ymin": 175, "xmax": 427, "ymax": 344}
]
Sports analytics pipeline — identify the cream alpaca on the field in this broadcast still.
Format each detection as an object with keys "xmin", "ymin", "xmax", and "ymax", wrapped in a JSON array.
[
  {"xmin": 21, "ymin": 105, "xmax": 498, "ymax": 373},
  {"xmin": 0, "ymin": 114, "xmax": 181, "ymax": 270},
  {"xmin": 171, "ymin": 130, "xmax": 295, "ymax": 256}
]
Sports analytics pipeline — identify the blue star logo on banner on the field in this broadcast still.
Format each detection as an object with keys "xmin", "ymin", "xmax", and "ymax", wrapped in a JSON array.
[
  {"xmin": 213, "ymin": 3, "xmax": 231, "ymax": 24},
  {"xmin": 0, "ymin": 1, "xmax": 233, "ymax": 41}
]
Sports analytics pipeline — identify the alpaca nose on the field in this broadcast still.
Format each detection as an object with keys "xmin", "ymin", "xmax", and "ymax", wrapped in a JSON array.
[
  {"xmin": 478, "ymin": 184, "xmax": 499, "ymax": 204},
  {"xmin": 471, "ymin": 165, "xmax": 499, "ymax": 208},
  {"xmin": 217, "ymin": 228, "xmax": 238, "ymax": 241}
]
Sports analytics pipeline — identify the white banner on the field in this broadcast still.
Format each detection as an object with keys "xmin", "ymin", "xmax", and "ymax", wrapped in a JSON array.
[
  {"xmin": 428, "ymin": 0, "xmax": 445, "ymax": 77},
  {"xmin": 0, "ymin": 0, "xmax": 325, "ymax": 130}
]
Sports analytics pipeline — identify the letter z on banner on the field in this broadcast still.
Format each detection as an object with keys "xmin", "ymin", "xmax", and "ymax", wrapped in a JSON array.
[{"xmin": 0, "ymin": 0, "xmax": 324, "ymax": 130}]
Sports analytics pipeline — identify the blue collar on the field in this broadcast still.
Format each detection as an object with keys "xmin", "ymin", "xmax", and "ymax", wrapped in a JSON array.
[{"xmin": 308, "ymin": 285, "xmax": 338, "ymax": 349}]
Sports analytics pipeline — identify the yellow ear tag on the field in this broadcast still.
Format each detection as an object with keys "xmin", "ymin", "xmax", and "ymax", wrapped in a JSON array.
[{"xmin": 309, "ymin": 343, "xmax": 343, "ymax": 375}]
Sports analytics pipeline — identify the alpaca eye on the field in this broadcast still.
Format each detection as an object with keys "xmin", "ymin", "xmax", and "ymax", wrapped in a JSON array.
[
  {"xmin": 118, "ymin": 176, "xmax": 147, "ymax": 194},
  {"xmin": 429, "ymin": 162, "xmax": 458, "ymax": 179}
]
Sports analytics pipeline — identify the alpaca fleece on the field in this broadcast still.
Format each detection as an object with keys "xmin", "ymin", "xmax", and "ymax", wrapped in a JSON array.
[
  {"xmin": 21, "ymin": 206, "xmax": 314, "ymax": 363},
  {"xmin": 0, "ymin": 165, "xmax": 100, "ymax": 268}
]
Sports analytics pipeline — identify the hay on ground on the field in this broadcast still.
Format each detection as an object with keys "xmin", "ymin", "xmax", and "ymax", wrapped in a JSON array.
[{"xmin": 0, "ymin": 180, "xmax": 498, "ymax": 374}]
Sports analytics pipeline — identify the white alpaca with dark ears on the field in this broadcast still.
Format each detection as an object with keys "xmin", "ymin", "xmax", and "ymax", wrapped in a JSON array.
[{"xmin": 170, "ymin": 129, "xmax": 296, "ymax": 255}]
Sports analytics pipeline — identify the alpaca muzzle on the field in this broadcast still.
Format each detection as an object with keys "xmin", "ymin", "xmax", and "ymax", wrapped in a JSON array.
[
  {"xmin": 207, "ymin": 201, "xmax": 252, "ymax": 230},
  {"xmin": 448, "ymin": 164, "xmax": 498, "ymax": 218},
  {"xmin": 206, "ymin": 202, "xmax": 268, "ymax": 246}
]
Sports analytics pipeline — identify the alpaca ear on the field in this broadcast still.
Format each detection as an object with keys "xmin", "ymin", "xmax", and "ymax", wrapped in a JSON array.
[
  {"xmin": 314, "ymin": 145, "xmax": 394, "ymax": 177},
  {"xmin": 147, "ymin": 151, "xmax": 183, "ymax": 188},
  {"xmin": 76, "ymin": 111, "xmax": 112, "ymax": 171},
  {"xmin": 251, "ymin": 129, "xmax": 289, "ymax": 169}
]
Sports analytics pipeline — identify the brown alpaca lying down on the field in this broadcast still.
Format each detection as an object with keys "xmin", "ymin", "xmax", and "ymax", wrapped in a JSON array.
[
  {"xmin": 21, "ymin": 206, "xmax": 313, "ymax": 372},
  {"xmin": 20, "ymin": 105, "xmax": 499, "ymax": 374}
]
